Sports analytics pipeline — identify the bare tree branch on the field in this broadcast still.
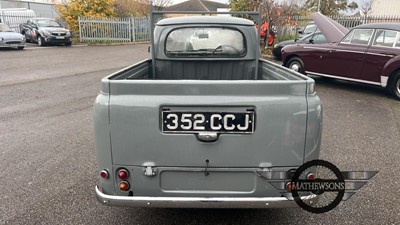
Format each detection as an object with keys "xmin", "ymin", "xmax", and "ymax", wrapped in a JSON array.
[{"xmin": 360, "ymin": 0, "xmax": 374, "ymax": 15}]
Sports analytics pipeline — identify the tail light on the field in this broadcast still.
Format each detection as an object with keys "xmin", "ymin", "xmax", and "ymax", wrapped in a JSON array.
[
  {"xmin": 117, "ymin": 168, "xmax": 129, "ymax": 180},
  {"xmin": 306, "ymin": 172, "xmax": 315, "ymax": 180},
  {"xmin": 119, "ymin": 181, "xmax": 130, "ymax": 191},
  {"xmin": 100, "ymin": 169, "xmax": 109, "ymax": 179},
  {"xmin": 286, "ymin": 182, "xmax": 295, "ymax": 192}
]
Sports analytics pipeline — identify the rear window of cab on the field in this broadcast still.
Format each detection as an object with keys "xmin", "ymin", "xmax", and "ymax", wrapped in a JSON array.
[{"xmin": 165, "ymin": 27, "xmax": 246, "ymax": 57}]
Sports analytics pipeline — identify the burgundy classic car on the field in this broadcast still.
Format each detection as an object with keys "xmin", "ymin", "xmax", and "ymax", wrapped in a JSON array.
[{"xmin": 282, "ymin": 22, "xmax": 400, "ymax": 100}]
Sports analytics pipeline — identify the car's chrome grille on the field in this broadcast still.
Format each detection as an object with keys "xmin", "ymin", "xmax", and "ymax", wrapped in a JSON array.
[{"xmin": 52, "ymin": 32, "xmax": 66, "ymax": 36}]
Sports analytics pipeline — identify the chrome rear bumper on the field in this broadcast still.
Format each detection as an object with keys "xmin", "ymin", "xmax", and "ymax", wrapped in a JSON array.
[{"xmin": 95, "ymin": 185, "xmax": 314, "ymax": 208}]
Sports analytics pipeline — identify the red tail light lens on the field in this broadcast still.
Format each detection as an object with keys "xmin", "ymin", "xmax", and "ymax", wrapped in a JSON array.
[
  {"xmin": 117, "ymin": 168, "xmax": 129, "ymax": 180},
  {"xmin": 119, "ymin": 181, "xmax": 130, "ymax": 191},
  {"xmin": 307, "ymin": 172, "xmax": 315, "ymax": 180},
  {"xmin": 100, "ymin": 169, "xmax": 109, "ymax": 179}
]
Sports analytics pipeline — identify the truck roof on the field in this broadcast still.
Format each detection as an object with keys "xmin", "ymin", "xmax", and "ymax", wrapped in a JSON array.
[{"xmin": 156, "ymin": 16, "xmax": 255, "ymax": 26}]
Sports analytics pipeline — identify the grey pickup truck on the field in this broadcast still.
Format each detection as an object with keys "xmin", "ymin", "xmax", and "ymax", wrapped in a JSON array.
[{"xmin": 93, "ymin": 8, "xmax": 322, "ymax": 208}]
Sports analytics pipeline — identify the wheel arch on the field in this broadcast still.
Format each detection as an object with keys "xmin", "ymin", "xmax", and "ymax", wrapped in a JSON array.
[
  {"xmin": 283, "ymin": 54, "xmax": 301, "ymax": 67},
  {"xmin": 387, "ymin": 68, "xmax": 400, "ymax": 87}
]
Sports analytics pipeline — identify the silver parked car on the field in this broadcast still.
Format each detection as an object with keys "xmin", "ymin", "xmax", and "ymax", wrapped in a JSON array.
[{"xmin": 0, "ymin": 23, "xmax": 25, "ymax": 50}]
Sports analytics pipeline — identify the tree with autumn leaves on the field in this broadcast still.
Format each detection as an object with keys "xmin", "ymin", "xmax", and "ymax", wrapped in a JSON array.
[
  {"xmin": 56, "ymin": 0, "xmax": 170, "ymax": 34},
  {"xmin": 229, "ymin": 0, "xmax": 302, "ymax": 33},
  {"xmin": 303, "ymin": 0, "xmax": 358, "ymax": 15},
  {"xmin": 229, "ymin": 0, "xmax": 360, "ymax": 21},
  {"xmin": 55, "ymin": 0, "xmax": 115, "ymax": 33}
]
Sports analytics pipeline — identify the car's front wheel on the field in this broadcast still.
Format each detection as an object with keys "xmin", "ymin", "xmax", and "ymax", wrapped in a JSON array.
[
  {"xmin": 37, "ymin": 36, "xmax": 45, "ymax": 46},
  {"xmin": 18, "ymin": 46, "xmax": 24, "ymax": 50},
  {"xmin": 388, "ymin": 71, "xmax": 400, "ymax": 100},
  {"xmin": 65, "ymin": 42, "xmax": 72, "ymax": 46},
  {"xmin": 286, "ymin": 57, "xmax": 305, "ymax": 74}
]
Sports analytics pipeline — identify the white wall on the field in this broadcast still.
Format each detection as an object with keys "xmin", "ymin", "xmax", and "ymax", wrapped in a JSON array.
[{"xmin": 370, "ymin": 0, "xmax": 400, "ymax": 16}]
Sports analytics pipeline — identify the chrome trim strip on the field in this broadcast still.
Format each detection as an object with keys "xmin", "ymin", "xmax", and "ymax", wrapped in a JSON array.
[
  {"xmin": 338, "ymin": 50, "xmax": 393, "ymax": 57},
  {"xmin": 306, "ymin": 71, "xmax": 381, "ymax": 86},
  {"xmin": 335, "ymin": 49, "xmax": 364, "ymax": 54},
  {"xmin": 365, "ymin": 52, "xmax": 394, "ymax": 57},
  {"xmin": 303, "ymin": 46, "xmax": 331, "ymax": 51},
  {"xmin": 95, "ymin": 186, "xmax": 315, "ymax": 208},
  {"xmin": 381, "ymin": 76, "xmax": 388, "ymax": 87},
  {"xmin": 302, "ymin": 47, "xmax": 393, "ymax": 57}
]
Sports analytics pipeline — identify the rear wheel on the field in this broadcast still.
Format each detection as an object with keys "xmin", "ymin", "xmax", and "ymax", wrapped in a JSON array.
[
  {"xmin": 37, "ymin": 36, "xmax": 45, "ymax": 46},
  {"xmin": 388, "ymin": 71, "xmax": 400, "ymax": 100},
  {"xmin": 286, "ymin": 57, "xmax": 305, "ymax": 74}
]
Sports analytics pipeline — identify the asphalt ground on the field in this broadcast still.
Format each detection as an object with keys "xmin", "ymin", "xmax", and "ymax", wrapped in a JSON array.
[{"xmin": 0, "ymin": 44, "xmax": 399, "ymax": 225}]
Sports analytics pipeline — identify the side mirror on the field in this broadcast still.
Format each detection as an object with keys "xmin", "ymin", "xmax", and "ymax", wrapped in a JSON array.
[
  {"xmin": 309, "ymin": 39, "xmax": 314, "ymax": 44},
  {"xmin": 298, "ymin": 30, "xmax": 303, "ymax": 35}
]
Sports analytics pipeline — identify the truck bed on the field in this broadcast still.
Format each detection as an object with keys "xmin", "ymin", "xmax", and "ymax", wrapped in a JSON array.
[
  {"xmin": 94, "ymin": 58, "xmax": 319, "ymax": 168},
  {"xmin": 108, "ymin": 58, "xmax": 308, "ymax": 81}
]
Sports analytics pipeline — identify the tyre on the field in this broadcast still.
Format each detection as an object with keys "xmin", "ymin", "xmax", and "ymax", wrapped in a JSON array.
[
  {"xmin": 18, "ymin": 46, "xmax": 24, "ymax": 50},
  {"xmin": 388, "ymin": 71, "xmax": 400, "ymax": 100},
  {"xmin": 37, "ymin": 36, "xmax": 45, "ymax": 46},
  {"xmin": 65, "ymin": 42, "xmax": 72, "ymax": 46},
  {"xmin": 286, "ymin": 57, "xmax": 305, "ymax": 74}
]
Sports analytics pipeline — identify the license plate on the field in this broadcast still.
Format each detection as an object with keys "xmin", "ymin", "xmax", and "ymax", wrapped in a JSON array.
[
  {"xmin": 161, "ymin": 111, "xmax": 255, "ymax": 134},
  {"xmin": 56, "ymin": 36, "xmax": 65, "ymax": 39}
]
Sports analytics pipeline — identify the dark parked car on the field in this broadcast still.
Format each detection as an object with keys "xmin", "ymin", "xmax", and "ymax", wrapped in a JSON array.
[
  {"xmin": 273, "ymin": 32, "xmax": 326, "ymax": 60},
  {"xmin": 20, "ymin": 18, "xmax": 71, "ymax": 46},
  {"xmin": 282, "ymin": 23, "xmax": 400, "ymax": 100},
  {"xmin": 0, "ymin": 23, "xmax": 25, "ymax": 50}
]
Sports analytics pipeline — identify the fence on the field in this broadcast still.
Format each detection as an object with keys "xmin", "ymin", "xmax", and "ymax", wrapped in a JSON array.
[
  {"xmin": 276, "ymin": 14, "xmax": 400, "ymax": 39},
  {"xmin": 0, "ymin": 10, "xmax": 36, "ymax": 32},
  {"xmin": 78, "ymin": 17, "xmax": 150, "ymax": 43},
  {"xmin": 78, "ymin": 14, "xmax": 400, "ymax": 43}
]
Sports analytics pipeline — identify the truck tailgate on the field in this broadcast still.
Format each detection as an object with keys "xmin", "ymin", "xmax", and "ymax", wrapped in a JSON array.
[{"xmin": 108, "ymin": 80, "xmax": 308, "ymax": 167}]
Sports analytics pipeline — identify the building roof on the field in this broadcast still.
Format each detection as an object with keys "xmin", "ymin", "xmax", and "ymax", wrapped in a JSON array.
[{"xmin": 165, "ymin": 0, "xmax": 228, "ymax": 12}]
